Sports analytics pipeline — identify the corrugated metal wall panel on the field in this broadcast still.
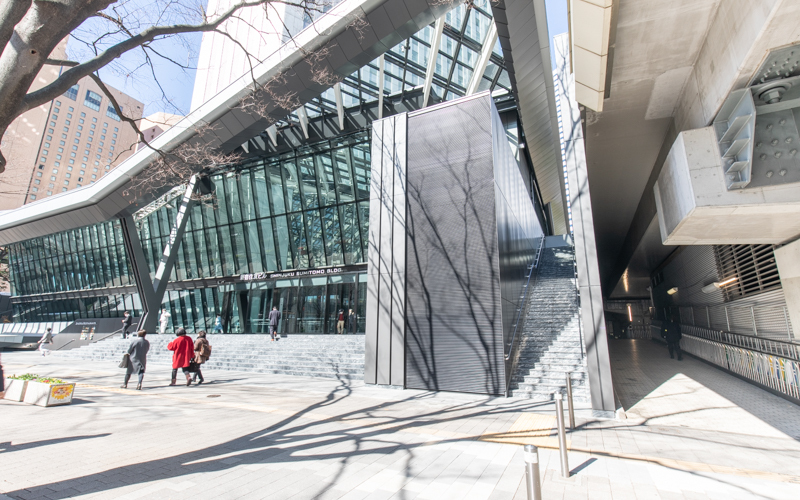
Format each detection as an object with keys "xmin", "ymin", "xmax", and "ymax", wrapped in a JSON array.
[{"xmin": 405, "ymin": 96, "xmax": 506, "ymax": 395}]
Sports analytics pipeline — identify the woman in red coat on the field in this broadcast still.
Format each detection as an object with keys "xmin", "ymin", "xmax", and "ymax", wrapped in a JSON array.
[{"xmin": 167, "ymin": 328, "xmax": 195, "ymax": 386}]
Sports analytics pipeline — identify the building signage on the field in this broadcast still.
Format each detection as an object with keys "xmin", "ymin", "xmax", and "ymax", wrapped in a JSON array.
[{"xmin": 238, "ymin": 264, "xmax": 367, "ymax": 282}]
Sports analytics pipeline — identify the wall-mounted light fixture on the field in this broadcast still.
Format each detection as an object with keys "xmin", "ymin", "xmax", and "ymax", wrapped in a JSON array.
[
  {"xmin": 667, "ymin": 287, "xmax": 679, "ymax": 295},
  {"xmin": 701, "ymin": 276, "xmax": 738, "ymax": 294},
  {"xmin": 627, "ymin": 304, "xmax": 633, "ymax": 322}
]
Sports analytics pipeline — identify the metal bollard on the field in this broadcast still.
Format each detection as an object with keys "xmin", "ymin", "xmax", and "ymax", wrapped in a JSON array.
[
  {"xmin": 554, "ymin": 392, "xmax": 570, "ymax": 478},
  {"xmin": 523, "ymin": 444, "xmax": 542, "ymax": 500},
  {"xmin": 565, "ymin": 372, "xmax": 575, "ymax": 430}
]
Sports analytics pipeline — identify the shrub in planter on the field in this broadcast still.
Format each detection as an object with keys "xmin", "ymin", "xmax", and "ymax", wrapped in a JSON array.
[{"xmin": 23, "ymin": 376, "xmax": 75, "ymax": 407}]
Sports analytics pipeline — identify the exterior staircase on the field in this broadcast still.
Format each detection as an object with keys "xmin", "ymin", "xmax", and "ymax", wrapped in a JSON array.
[
  {"xmin": 509, "ymin": 243, "xmax": 590, "ymax": 402},
  {"xmin": 56, "ymin": 334, "xmax": 365, "ymax": 380}
]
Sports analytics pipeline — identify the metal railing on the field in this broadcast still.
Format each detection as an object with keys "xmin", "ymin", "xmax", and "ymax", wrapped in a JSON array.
[
  {"xmin": 680, "ymin": 334, "xmax": 800, "ymax": 401},
  {"xmin": 505, "ymin": 236, "xmax": 546, "ymax": 361},
  {"xmin": 681, "ymin": 324, "xmax": 800, "ymax": 362},
  {"xmin": 504, "ymin": 236, "xmax": 546, "ymax": 397}
]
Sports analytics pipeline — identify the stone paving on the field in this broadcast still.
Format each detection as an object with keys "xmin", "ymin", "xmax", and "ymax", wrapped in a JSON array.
[{"xmin": 1, "ymin": 338, "xmax": 799, "ymax": 499}]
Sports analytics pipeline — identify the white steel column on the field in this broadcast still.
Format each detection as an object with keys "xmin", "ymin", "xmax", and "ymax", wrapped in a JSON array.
[
  {"xmin": 334, "ymin": 82, "xmax": 345, "ymax": 131},
  {"xmin": 466, "ymin": 23, "xmax": 498, "ymax": 95},
  {"xmin": 266, "ymin": 125, "xmax": 278, "ymax": 146},
  {"xmin": 296, "ymin": 106, "xmax": 309, "ymax": 139},
  {"xmin": 377, "ymin": 55, "xmax": 385, "ymax": 119},
  {"xmin": 422, "ymin": 17, "xmax": 445, "ymax": 108}
]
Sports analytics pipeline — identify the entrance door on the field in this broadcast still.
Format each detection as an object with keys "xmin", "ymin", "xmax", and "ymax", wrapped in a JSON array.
[{"xmin": 326, "ymin": 279, "xmax": 357, "ymax": 334}]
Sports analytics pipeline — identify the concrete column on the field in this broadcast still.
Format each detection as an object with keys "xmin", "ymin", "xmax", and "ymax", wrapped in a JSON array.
[
  {"xmin": 775, "ymin": 239, "xmax": 800, "ymax": 340},
  {"xmin": 365, "ymin": 114, "xmax": 408, "ymax": 387},
  {"xmin": 554, "ymin": 34, "xmax": 616, "ymax": 414}
]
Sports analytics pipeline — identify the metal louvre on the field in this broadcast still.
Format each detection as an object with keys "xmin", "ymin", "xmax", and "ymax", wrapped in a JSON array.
[
  {"xmin": 404, "ymin": 95, "xmax": 505, "ymax": 395},
  {"xmin": 714, "ymin": 244, "xmax": 781, "ymax": 301}
]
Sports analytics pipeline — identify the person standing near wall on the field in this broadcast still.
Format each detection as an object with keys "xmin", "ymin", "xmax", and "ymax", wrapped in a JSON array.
[
  {"xmin": 168, "ymin": 328, "xmax": 195, "ymax": 386},
  {"xmin": 121, "ymin": 311, "xmax": 132, "ymax": 339},
  {"xmin": 337, "ymin": 309, "xmax": 345, "ymax": 334},
  {"xmin": 159, "ymin": 308, "xmax": 171, "ymax": 335},
  {"xmin": 347, "ymin": 309, "xmax": 357, "ymax": 334},
  {"xmin": 213, "ymin": 315, "xmax": 224, "ymax": 334},
  {"xmin": 269, "ymin": 307, "xmax": 281, "ymax": 341},
  {"xmin": 662, "ymin": 316, "xmax": 683, "ymax": 361}
]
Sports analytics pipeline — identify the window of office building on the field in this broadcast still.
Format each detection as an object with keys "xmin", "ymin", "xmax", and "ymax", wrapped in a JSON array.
[
  {"xmin": 64, "ymin": 84, "xmax": 79, "ymax": 100},
  {"xmin": 106, "ymin": 104, "xmax": 121, "ymax": 121},
  {"xmin": 84, "ymin": 90, "xmax": 102, "ymax": 111}
]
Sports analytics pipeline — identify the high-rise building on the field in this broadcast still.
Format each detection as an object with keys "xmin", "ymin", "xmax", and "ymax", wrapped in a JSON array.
[
  {"xmin": 0, "ymin": 39, "xmax": 67, "ymax": 211},
  {"xmin": 190, "ymin": 0, "xmax": 309, "ymax": 110},
  {"xmin": 23, "ymin": 76, "xmax": 143, "ymax": 203},
  {"xmin": 136, "ymin": 113, "xmax": 184, "ymax": 151}
]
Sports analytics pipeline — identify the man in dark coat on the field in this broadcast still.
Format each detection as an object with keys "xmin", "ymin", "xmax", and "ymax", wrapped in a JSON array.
[
  {"xmin": 662, "ymin": 316, "xmax": 683, "ymax": 361},
  {"xmin": 122, "ymin": 330, "xmax": 149, "ymax": 390},
  {"xmin": 269, "ymin": 307, "xmax": 281, "ymax": 341},
  {"xmin": 121, "ymin": 311, "xmax": 133, "ymax": 339},
  {"xmin": 347, "ymin": 309, "xmax": 357, "ymax": 334}
]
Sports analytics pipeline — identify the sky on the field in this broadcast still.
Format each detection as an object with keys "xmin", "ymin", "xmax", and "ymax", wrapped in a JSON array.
[{"xmin": 69, "ymin": 0, "xmax": 569, "ymax": 118}]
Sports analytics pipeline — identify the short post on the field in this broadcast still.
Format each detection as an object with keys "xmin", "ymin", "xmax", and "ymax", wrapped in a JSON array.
[
  {"xmin": 565, "ymin": 372, "xmax": 575, "ymax": 430},
  {"xmin": 554, "ymin": 392, "xmax": 570, "ymax": 478},
  {"xmin": 523, "ymin": 444, "xmax": 542, "ymax": 500}
]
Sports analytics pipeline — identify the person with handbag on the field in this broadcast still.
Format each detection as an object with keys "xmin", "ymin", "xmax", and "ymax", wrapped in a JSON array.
[
  {"xmin": 192, "ymin": 330, "xmax": 211, "ymax": 385},
  {"xmin": 167, "ymin": 328, "xmax": 195, "ymax": 386},
  {"xmin": 121, "ymin": 330, "xmax": 149, "ymax": 390}
]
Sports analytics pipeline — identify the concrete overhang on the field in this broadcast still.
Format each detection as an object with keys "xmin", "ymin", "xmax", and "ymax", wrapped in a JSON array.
[
  {"xmin": 0, "ymin": 0, "xmax": 458, "ymax": 246},
  {"xmin": 654, "ymin": 127, "xmax": 800, "ymax": 245},
  {"xmin": 569, "ymin": 0, "xmax": 613, "ymax": 112},
  {"xmin": 491, "ymin": 0, "xmax": 568, "ymax": 233}
]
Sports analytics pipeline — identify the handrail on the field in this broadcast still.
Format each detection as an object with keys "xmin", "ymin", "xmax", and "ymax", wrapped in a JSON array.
[
  {"xmin": 53, "ymin": 340, "xmax": 75, "ymax": 351},
  {"xmin": 505, "ymin": 236, "xmax": 546, "ymax": 362},
  {"xmin": 679, "ymin": 324, "xmax": 800, "ymax": 362}
]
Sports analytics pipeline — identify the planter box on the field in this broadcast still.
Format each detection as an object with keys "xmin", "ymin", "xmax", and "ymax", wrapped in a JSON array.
[
  {"xmin": 3, "ymin": 379, "xmax": 28, "ymax": 402},
  {"xmin": 22, "ymin": 381, "xmax": 76, "ymax": 407}
]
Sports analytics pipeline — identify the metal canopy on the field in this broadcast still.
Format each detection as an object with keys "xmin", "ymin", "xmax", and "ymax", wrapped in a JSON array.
[
  {"xmin": 0, "ymin": 0, "xmax": 555, "ymax": 246},
  {"xmin": 0, "ymin": 0, "xmax": 460, "ymax": 245},
  {"xmin": 491, "ymin": 0, "xmax": 567, "ymax": 233}
]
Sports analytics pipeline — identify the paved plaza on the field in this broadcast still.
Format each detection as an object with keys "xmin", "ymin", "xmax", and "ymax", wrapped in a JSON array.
[{"xmin": 1, "ymin": 339, "xmax": 799, "ymax": 499}]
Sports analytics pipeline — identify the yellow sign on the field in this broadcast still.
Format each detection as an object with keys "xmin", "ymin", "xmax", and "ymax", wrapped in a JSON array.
[{"xmin": 50, "ymin": 384, "xmax": 74, "ymax": 401}]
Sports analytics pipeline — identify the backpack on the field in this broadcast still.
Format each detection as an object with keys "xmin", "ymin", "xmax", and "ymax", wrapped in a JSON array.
[{"xmin": 201, "ymin": 342, "xmax": 212, "ymax": 359}]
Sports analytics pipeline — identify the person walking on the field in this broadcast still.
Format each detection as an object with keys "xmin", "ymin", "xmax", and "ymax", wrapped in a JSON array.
[
  {"xmin": 167, "ymin": 328, "xmax": 195, "ymax": 386},
  {"xmin": 336, "ymin": 309, "xmax": 345, "ymax": 334},
  {"xmin": 192, "ymin": 331, "xmax": 211, "ymax": 384},
  {"xmin": 121, "ymin": 330, "xmax": 149, "ymax": 390},
  {"xmin": 159, "ymin": 308, "xmax": 171, "ymax": 335},
  {"xmin": 661, "ymin": 316, "xmax": 683, "ymax": 361},
  {"xmin": 213, "ymin": 315, "xmax": 224, "ymax": 334},
  {"xmin": 269, "ymin": 307, "xmax": 281, "ymax": 341},
  {"xmin": 121, "ymin": 311, "xmax": 133, "ymax": 339},
  {"xmin": 38, "ymin": 328, "xmax": 53, "ymax": 356},
  {"xmin": 347, "ymin": 309, "xmax": 357, "ymax": 335}
]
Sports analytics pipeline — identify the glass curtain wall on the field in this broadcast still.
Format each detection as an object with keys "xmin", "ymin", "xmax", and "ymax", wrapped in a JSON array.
[
  {"xmin": 135, "ymin": 133, "xmax": 372, "ymax": 333},
  {"xmin": 137, "ymin": 133, "xmax": 370, "ymax": 283}
]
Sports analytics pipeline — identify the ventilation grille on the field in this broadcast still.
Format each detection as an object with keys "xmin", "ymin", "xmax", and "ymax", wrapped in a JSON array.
[{"xmin": 713, "ymin": 244, "xmax": 781, "ymax": 301}]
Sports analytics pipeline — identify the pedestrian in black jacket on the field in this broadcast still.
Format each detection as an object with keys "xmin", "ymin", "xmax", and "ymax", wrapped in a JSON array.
[
  {"xmin": 269, "ymin": 307, "xmax": 281, "ymax": 341},
  {"xmin": 662, "ymin": 316, "xmax": 683, "ymax": 361}
]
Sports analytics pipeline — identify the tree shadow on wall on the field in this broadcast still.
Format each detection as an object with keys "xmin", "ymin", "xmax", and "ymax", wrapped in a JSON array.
[{"xmin": 404, "ymin": 100, "xmax": 508, "ymax": 397}]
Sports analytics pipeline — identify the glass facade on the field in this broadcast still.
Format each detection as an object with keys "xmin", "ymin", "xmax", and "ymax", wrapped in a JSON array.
[
  {"xmin": 6, "ymin": 2, "xmax": 513, "ymax": 333},
  {"xmin": 7, "ymin": 220, "xmax": 141, "ymax": 322},
  {"xmin": 7, "ymin": 134, "xmax": 371, "ymax": 333}
]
